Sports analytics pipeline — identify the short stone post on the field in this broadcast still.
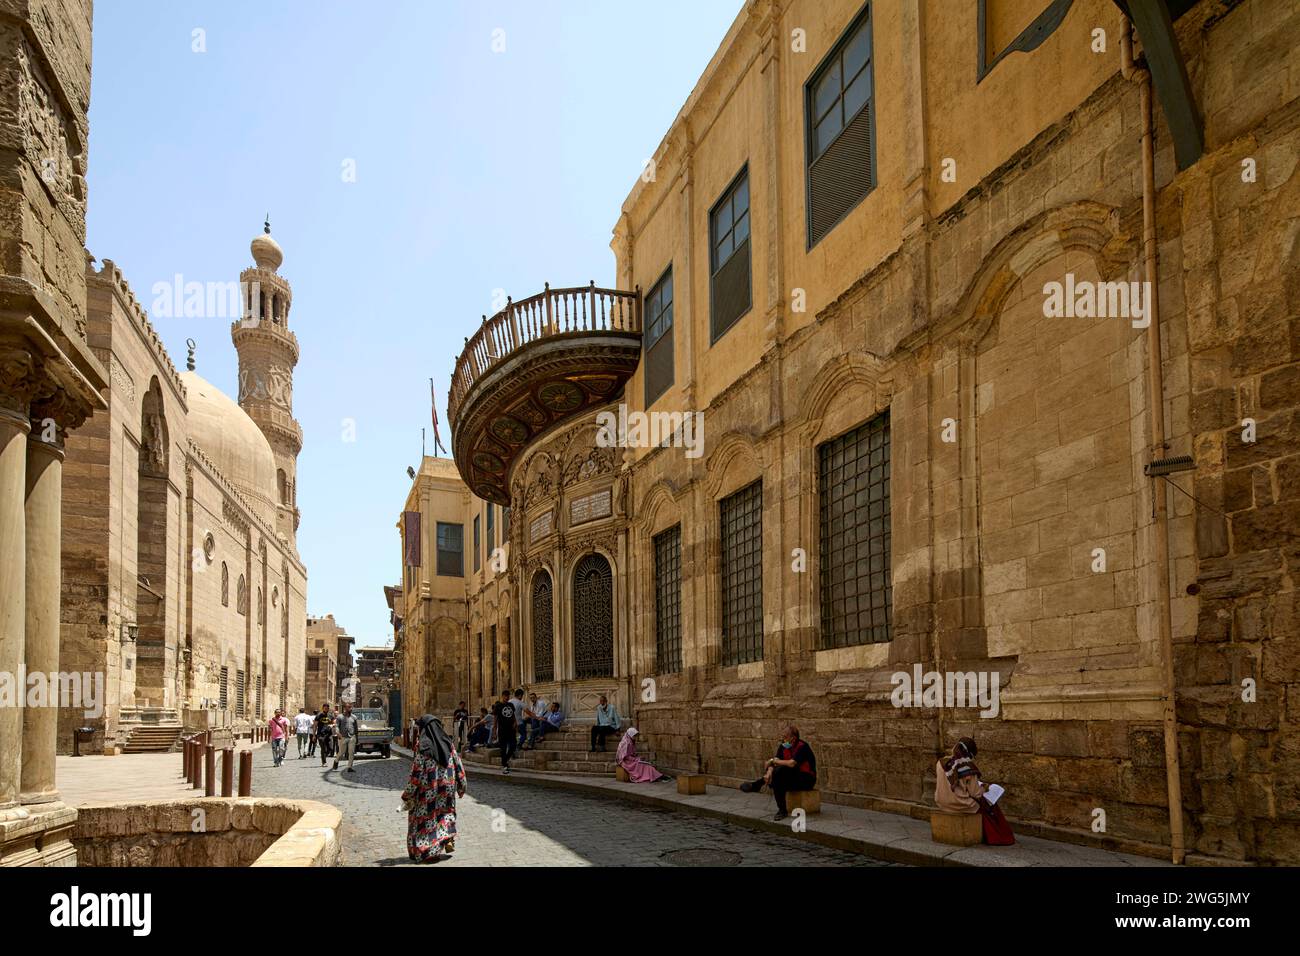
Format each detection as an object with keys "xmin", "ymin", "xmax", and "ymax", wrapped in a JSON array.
[
  {"xmin": 204, "ymin": 745, "xmax": 216, "ymax": 797},
  {"xmin": 221, "ymin": 748, "xmax": 234, "ymax": 797},
  {"xmin": 238, "ymin": 750, "xmax": 252, "ymax": 797}
]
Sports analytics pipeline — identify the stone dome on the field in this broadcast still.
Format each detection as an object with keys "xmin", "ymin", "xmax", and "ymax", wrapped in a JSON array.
[
  {"xmin": 250, "ymin": 230, "xmax": 283, "ymax": 272},
  {"xmin": 180, "ymin": 371, "xmax": 278, "ymax": 525}
]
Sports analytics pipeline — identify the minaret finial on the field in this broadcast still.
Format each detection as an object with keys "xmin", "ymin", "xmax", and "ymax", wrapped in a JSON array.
[
  {"xmin": 186, "ymin": 338, "xmax": 196, "ymax": 372},
  {"xmin": 264, "ymin": 213, "xmax": 271, "ymax": 235}
]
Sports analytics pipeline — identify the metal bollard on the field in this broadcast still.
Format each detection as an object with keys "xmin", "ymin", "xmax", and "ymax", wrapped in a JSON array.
[
  {"xmin": 221, "ymin": 747, "xmax": 234, "ymax": 797},
  {"xmin": 192, "ymin": 743, "xmax": 203, "ymax": 789},
  {"xmin": 238, "ymin": 750, "xmax": 252, "ymax": 797},
  {"xmin": 186, "ymin": 739, "xmax": 196, "ymax": 785},
  {"xmin": 204, "ymin": 745, "xmax": 216, "ymax": 797},
  {"xmin": 182, "ymin": 736, "xmax": 191, "ymax": 778}
]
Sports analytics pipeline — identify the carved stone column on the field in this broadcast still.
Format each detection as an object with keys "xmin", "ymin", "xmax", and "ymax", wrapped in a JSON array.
[
  {"xmin": 0, "ymin": 406, "xmax": 30, "ymax": 819},
  {"xmin": 21, "ymin": 403, "xmax": 67, "ymax": 806},
  {"xmin": 0, "ymin": 348, "xmax": 41, "ymax": 820}
]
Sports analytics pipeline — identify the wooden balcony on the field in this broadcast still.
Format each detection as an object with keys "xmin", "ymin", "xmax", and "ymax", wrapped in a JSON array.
[{"xmin": 449, "ymin": 282, "xmax": 642, "ymax": 504}]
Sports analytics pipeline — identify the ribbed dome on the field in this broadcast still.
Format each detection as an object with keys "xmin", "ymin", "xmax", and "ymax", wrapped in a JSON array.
[
  {"xmin": 180, "ymin": 371, "xmax": 278, "ymax": 525},
  {"xmin": 250, "ymin": 231, "xmax": 283, "ymax": 272}
]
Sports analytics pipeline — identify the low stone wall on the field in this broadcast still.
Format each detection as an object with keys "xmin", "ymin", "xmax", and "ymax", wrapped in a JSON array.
[{"xmin": 72, "ymin": 798, "xmax": 341, "ymax": 867}]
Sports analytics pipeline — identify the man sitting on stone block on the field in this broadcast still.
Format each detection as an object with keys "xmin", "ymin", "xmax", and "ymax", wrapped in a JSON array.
[{"xmin": 740, "ymin": 724, "xmax": 817, "ymax": 821}]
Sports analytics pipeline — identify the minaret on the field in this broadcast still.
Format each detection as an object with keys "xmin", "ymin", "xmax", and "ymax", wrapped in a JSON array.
[{"xmin": 232, "ymin": 218, "xmax": 302, "ymax": 549}]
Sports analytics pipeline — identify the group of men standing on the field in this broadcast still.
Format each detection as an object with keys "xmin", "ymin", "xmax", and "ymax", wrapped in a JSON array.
[{"xmin": 267, "ymin": 703, "xmax": 360, "ymax": 772}]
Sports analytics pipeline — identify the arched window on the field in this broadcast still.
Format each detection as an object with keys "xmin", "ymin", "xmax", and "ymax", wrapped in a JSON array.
[
  {"xmin": 572, "ymin": 553, "xmax": 613, "ymax": 679},
  {"xmin": 237, "ymin": 574, "xmax": 248, "ymax": 616},
  {"xmin": 277, "ymin": 469, "xmax": 288, "ymax": 505},
  {"xmin": 221, "ymin": 563, "xmax": 229, "ymax": 606},
  {"xmin": 257, "ymin": 587, "xmax": 264, "ymax": 625},
  {"xmin": 532, "ymin": 571, "xmax": 554, "ymax": 683}
]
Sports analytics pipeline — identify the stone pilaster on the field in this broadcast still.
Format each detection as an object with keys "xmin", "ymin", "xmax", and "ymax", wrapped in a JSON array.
[{"xmin": 21, "ymin": 401, "xmax": 72, "ymax": 807}]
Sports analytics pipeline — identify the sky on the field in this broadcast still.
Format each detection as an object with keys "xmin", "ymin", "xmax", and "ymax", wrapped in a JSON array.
[{"xmin": 86, "ymin": 0, "xmax": 743, "ymax": 645}]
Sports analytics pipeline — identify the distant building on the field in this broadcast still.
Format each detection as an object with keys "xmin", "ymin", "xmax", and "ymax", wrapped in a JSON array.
[{"xmin": 305, "ymin": 614, "xmax": 353, "ymax": 710}]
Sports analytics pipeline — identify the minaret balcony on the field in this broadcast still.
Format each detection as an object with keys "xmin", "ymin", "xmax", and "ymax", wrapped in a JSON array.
[{"xmin": 449, "ymin": 282, "xmax": 642, "ymax": 505}]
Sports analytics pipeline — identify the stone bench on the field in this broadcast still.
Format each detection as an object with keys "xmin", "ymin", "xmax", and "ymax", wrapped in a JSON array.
[
  {"xmin": 785, "ymin": 789, "xmax": 820, "ymax": 814},
  {"xmin": 930, "ymin": 810, "xmax": 983, "ymax": 846}
]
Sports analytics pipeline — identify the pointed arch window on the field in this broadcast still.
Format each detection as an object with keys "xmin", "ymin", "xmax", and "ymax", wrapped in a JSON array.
[
  {"xmin": 221, "ymin": 563, "xmax": 229, "ymax": 607},
  {"xmin": 532, "ymin": 571, "xmax": 554, "ymax": 683},
  {"xmin": 237, "ymin": 574, "xmax": 248, "ymax": 617},
  {"xmin": 572, "ymin": 553, "xmax": 613, "ymax": 679}
]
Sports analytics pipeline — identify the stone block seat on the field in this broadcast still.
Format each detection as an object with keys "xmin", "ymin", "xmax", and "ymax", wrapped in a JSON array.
[
  {"xmin": 930, "ymin": 810, "xmax": 983, "ymax": 846},
  {"xmin": 457, "ymin": 720, "xmax": 650, "ymax": 778},
  {"xmin": 785, "ymin": 788, "xmax": 820, "ymax": 814}
]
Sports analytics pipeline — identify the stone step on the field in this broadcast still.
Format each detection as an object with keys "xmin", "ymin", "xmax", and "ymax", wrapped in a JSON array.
[
  {"xmin": 460, "ymin": 749, "xmax": 619, "ymax": 777},
  {"xmin": 121, "ymin": 723, "xmax": 184, "ymax": 754}
]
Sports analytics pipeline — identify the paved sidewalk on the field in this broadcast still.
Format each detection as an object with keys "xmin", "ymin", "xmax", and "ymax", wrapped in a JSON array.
[
  {"xmin": 394, "ymin": 743, "xmax": 1168, "ymax": 868},
  {"xmin": 56, "ymin": 741, "xmax": 263, "ymax": 807}
]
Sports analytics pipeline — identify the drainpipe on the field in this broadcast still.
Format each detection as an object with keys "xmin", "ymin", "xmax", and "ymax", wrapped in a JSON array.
[{"xmin": 1122, "ymin": 21, "xmax": 1185, "ymax": 866}]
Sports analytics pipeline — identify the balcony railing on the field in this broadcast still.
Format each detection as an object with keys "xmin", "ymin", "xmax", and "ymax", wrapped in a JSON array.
[{"xmin": 449, "ymin": 282, "xmax": 641, "ymax": 425}]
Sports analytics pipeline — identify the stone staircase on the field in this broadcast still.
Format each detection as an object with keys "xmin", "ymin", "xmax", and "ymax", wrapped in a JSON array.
[
  {"xmin": 121, "ymin": 722, "xmax": 185, "ymax": 754},
  {"xmin": 459, "ymin": 722, "xmax": 646, "ymax": 777}
]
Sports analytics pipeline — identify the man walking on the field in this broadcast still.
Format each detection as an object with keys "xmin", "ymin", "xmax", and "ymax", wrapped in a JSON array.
[
  {"xmin": 268, "ymin": 709, "xmax": 291, "ymax": 767},
  {"xmin": 315, "ymin": 703, "xmax": 335, "ymax": 767},
  {"xmin": 492, "ymin": 690, "xmax": 518, "ymax": 774},
  {"xmin": 333, "ymin": 702, "xmax": 359, "ymax": 773},
  {"xmin": 293, "ymin": 707, "xmax": 313, "ymax": 759}
]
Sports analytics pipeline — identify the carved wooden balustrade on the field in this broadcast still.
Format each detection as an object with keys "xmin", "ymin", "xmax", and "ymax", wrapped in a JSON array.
[{"xmin": 448, "ymin": 282, "xmax": 642, "ymax": 505}]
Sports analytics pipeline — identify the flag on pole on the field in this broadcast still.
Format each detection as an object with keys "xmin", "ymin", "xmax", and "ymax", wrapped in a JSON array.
[{"xmin": 430, "ymin": 378, "xmax": 448, "ymax": 456}]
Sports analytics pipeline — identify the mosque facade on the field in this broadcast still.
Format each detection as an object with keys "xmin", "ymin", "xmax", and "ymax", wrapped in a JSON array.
[{"xmin": 59, "ymin": 228, "xmax": 308, "ymax": 754}]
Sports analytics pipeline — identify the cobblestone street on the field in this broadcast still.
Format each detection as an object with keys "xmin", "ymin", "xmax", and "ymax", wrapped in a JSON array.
[{"xmin": 251, "ymin": 746, "xmax": 889, "ymax": 866}]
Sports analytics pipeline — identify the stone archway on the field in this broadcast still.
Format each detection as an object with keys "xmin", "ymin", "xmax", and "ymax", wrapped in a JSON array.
[{"xmin": 571, "ymin": 553, "xmax": 613, "ymax": 679}]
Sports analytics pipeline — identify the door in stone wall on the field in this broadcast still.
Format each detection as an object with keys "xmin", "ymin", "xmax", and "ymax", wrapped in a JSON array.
[{"xmin": 572, "ymin": 553, "xmax": 613, "ymax": 679}]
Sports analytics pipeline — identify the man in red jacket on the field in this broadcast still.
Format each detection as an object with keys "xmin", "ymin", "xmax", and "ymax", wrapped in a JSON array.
[{"xmin": 740, "ymin": 724, "xmax": 817, "ymax": 821}]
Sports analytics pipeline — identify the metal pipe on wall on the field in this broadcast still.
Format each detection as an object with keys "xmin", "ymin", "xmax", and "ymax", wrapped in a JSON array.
[{"xmin": 1122, "ymin": 21, "xmax": 1186, "ymax": 866}]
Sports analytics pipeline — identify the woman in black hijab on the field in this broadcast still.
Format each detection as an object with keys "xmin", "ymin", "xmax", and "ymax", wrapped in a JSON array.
[{"xmin": 401, "ymin": 714, "xmax": 467, "ymax": 862}]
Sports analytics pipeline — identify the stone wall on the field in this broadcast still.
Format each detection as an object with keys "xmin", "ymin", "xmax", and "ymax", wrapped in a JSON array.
[{"xmin": 72, "ymin": 797, "xmax": 341, "ymax": 867}]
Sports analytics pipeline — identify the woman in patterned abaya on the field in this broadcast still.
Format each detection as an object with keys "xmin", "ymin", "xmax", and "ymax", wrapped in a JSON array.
[{"xmin": 401, "ymin": 715, "xmax": 466, "ymax": 862}]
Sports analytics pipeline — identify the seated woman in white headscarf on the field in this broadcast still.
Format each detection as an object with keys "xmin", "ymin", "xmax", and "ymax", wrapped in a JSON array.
[
  {"xmin": 615, "ymin": 727, "xmax": 670, "ymax": 783},
  {"xmin": 935, "ymin": 736, "xmax": 1014, "ymax": 845}
]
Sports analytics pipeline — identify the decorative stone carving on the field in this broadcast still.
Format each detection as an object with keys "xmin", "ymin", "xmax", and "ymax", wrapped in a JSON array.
[
  {"xmin": 238, "ymin": 364, "xmax": 293, "ymax": 409},
  {"xmin": 0, "ymin": 348, "xmax": 44, "ymax": 417},
  {"xmin": 561, "ymin": 444, "xmax": 616, "ymax": 486},
  {"xmin": 15, "ymin": 38, "xmax": 87, "ymax": 233},
  {"xmin": 109, "ymin": 354, "xmax": 136, "ymax": 403}
]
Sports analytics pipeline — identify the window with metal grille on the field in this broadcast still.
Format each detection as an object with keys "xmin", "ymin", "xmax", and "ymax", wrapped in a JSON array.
[
  {"xmin": 486, "ymin": 503, "xmax": 494, "ymax": 551},
  {"xmin": 710, "ymin": 167, "xmax": 752, "ymax": 342},
  {"xmin": 221, "ymin": 563, "xmax": 229, "ymax": 606},
  {"xmin": 818, "ymin": 411, "xmax": 892, "ymax": 647},
  {"xmin": 644, "ymin": 266, "xmax": 674, "ymax": 405},
  {"xmin": 473, "ymin": 515, "xmax": 481, "ymax": 571},
  {"xmin": 806, "ymin": 3, "xmax": 875, "ymax": 247},
  {"xmin": 532, "ymin": 571, "xmax": 554, "ymax": 682},
  {"xmin": 720, "ymin": 480, "xmax": 763, "ymax": 665},
  {"xmin": 502, "ymin": 506, "xmax": 511, "ymax": 539},
  {"xmin": 219, "ymin": 666, "xmax": 229, "ymax": 709},
  {"xmin": 572, "ymin": 553, "xmax": 613, "ymax": 679},
  {"xmin": 653, "ymin": 525, "xmax": 682, "ymax": 674},
  {"xmin": 256, "ymin": 674, "xmax": 264, "ymax": 719},
  {"xmin": 237, "ymin": 575, "xmax": 247, "ymax": 616},
  {"xmin": 236, "ymin": 669, "xmax": 246, "ymax": 717},
  {"xmin": 436, "ymin": 522, "xmax": 463, "ymax": 577}
]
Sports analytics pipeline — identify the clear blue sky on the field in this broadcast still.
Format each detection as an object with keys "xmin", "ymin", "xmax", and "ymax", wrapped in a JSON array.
[{"xmin": 86, "ymin": 1, "xmax": 741, "ymax": 644}]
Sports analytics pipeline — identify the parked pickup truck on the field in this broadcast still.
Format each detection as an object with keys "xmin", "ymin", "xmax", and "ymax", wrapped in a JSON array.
[{"xmin": 353, "ymin": 708, "xmax": 395, "ymax": 758}]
